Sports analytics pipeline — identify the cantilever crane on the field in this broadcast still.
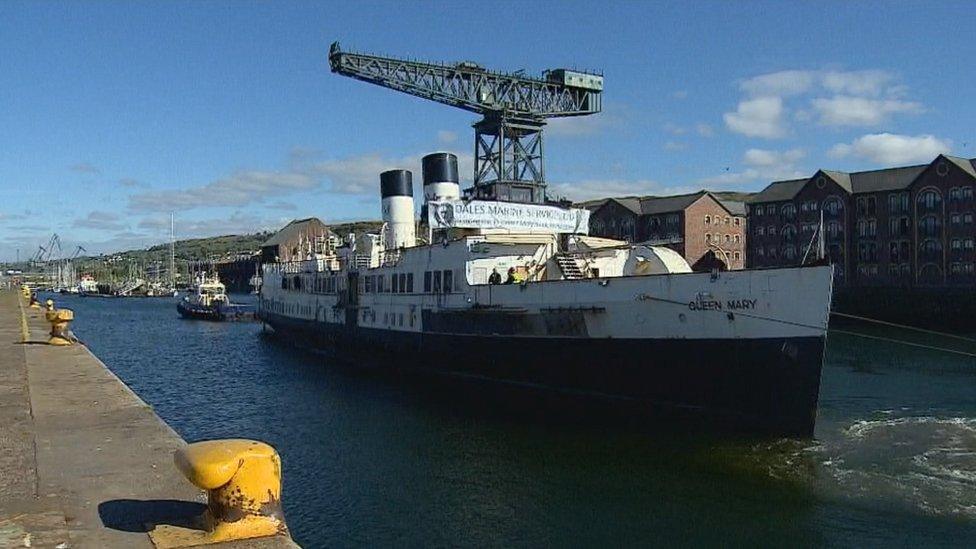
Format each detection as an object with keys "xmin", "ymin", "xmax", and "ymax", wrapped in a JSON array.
[{"xmin": 328, "ymin": 42, "xmax": 603, "ymax": 204}]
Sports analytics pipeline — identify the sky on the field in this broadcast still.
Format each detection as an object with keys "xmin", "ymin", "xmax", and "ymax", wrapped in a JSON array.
[{"xmin": 1, "ymin": 1, "xmax": 973, "ymax": 260}]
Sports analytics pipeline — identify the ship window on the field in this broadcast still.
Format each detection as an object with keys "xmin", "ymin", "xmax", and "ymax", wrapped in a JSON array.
[
  {"xmin": 392, "ymin": 273, "xmax": 398, "ymax": 293},
  {"xmin": 424, "ymin": 271, "xmax": 432, "ymax": 292},
  {"xmin": 407, "ymin": 273, "xmax": 414, "ymax": 293},
  {"xmin": 281, "ymin": 277, "xmax": 288, "ymax": 290},
  {"xmin": 293, "ymin": 276, "xmax": 301, "ymax": 290},
  {"xmin": 443, "ymin": 270, "xmax": 453, "ymax": 293},
  {"xmin": 399, "ymin": 273, "xmax": 407, "ymax": 293},
  {"xmin": 432, "ymin": 271, "xmax": 442, "ymax": 293}
]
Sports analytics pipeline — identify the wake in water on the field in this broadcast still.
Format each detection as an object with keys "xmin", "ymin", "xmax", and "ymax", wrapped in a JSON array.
[{"xmin": 811, "ymin": 415, "xmax": 976, "ymax": 518}]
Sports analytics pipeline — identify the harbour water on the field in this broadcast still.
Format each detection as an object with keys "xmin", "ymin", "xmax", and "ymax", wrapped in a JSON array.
[{"xmin": 51, "ymin": 293, "xmax": 975, "ymax": 546}]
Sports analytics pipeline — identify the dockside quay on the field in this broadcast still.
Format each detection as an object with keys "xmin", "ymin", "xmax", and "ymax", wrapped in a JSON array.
[{"xmin": 0, "ymin": 289, "xmax": 298, "ymax": 548}]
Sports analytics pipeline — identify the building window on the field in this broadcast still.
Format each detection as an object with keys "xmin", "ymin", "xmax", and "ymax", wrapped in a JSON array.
[
  {"xmin": 734, "ymin": 251, "xmax": 740, "ymax": 260},
  {"xmin": 756, "ymin": 226, "xmax": 764, "ymax": 236},
  {"xmin": 952, "ymin": 239, "xmax": 962, "ymax": 250},
  {"xmin": 757, "ymin": 247, "xmax": 764, "ymax": 257},
  {"xmin": 823, "ymin": 196, "xmax": 843, "ymax": 216},
  {"xmin": 782, "ymin": 225, "xmax": 796, "ymax": 242},
  {"xmin": 918, "ymin": 189, "xmax": 942, "ymax": 210},
  {"xmin": 769, "ymin": 247, "xmax": 778, "ymax": 259},
  {"xmin": 767, "ymin": 205, "xmax": 777, "ymax": 216},
  {"xmin": 734, "ymin": 218, "xmax": 741, "ymax": 227},
  {"xmin": 432, "ymin": 271, "xmax": 442, "ymax": 293},
  {"xmin": 827, "ymin": 221, "xmax": 842, "ymax": 239},
  {"xmin": 724, "ymin": 216, "xmax": 731, "ymax": 225},
  {"xmin": 443, "ymin": 270, "xmax": 453, "ymax": 293},
  {"xmin": 768, "ymin": 225, "xmax": 777, "ymax": 236},
  {"xmin": 952, "ymin": 213, "xmax": 961, "ymax": 225},
  {"xmin": 407, "ymin": 273, "xmax": 414, "ymax": 293},
  {"xmin": 950, "ymin": 187, "xmax": 962, "ymax": 202},
  {"xmin": 965, "ymin": 187, "xmax": 974, "ymax": 200},
  {"xmin": 782, "ymin": 203, "xmax": 796, "ymax": 219},
  {"xmin": 919, "ymin": 215, "xmax": 941, "ymax": 237},
  {"xmin": 424, "ymin": 271, "xmax": 432, "ymax": 292},
  {"xmin": 966, "ymin": 213, "xmax": 974, "ymax": 225},
  {"xmin": 705, "ymin": 233, "xmax": 712, "ymax": 243},
  {"xmin": 734, "ymin": 234, "xmax": 740, "ymax": 244},
  {"xmin": 966, "ymin": 239, "xmax": 975, "ymax": 250},
  {"xmin": 724, "ymin": 234, "xmax": 731, "ymax": 243},
  {"xmin": 756, "ymin": 205, "xmax": 764, "ymax": 216},
  {"xmin": 704, "ymin": 215, "xmax": 711, "ymax": 225}
]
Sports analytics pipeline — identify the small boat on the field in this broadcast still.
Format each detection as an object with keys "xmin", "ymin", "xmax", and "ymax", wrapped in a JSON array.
[{"xmin": 177, "ymin": 272, "xmax": 253, "ymax": 320}]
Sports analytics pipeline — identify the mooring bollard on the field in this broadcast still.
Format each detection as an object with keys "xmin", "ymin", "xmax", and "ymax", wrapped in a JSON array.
[
  {"xmin": 45, "ymin": 308, "xmax": 74, "ymax": 346},
  {"xmin": 45, "ymin": 298, "xmax": 55, "ymax": 312},
  {"xmin": 166, "ymin": 439, "xmax": 288, "ymax": 545},
  {"xmin": 29, "ymin": 292, "xmax": 41, "ymax": 309},
  {"xmin": 20, "ymin": 284, "xmax": 30, "ymax": 298}
]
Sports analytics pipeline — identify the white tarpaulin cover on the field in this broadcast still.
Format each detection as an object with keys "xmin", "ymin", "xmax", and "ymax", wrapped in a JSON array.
[{"xmin": 427, "ymin": 200, "xmax": 590, "ymax": 234}]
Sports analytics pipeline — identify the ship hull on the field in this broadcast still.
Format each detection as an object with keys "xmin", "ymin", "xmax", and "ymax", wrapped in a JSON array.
[
  {"xmin": 177, "ymin": 300, "xmax": 225, "ymax": 321},
  {"xmin": 259, "ymin": 310, "xmax": 825, "ymax": 437}
]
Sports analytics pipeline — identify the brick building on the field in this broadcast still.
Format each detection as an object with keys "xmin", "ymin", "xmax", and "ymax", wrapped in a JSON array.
[
  {"xmin": 747, "ymin": 154, "xmax": 976, "ymax": 287},
  {"xmin": 585, "ymin": 191, "xmax": 747, "ymax": 270}
]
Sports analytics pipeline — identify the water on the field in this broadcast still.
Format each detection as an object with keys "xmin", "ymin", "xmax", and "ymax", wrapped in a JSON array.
[{"xmin": 48, "ymin": 293, "xmax": 976, "ymax": 547}]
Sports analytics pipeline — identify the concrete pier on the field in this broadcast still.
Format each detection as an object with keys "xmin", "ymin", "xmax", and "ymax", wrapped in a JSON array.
[{"xmin": 0, "ymin": 290, "xmax": 297, "ymax": 548}]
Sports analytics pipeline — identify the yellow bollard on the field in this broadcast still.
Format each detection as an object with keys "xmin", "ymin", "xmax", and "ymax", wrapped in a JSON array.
[
  {"xmin": 29, "ymin": 293, "xmax": 41, "ymax": 309},
  {"xmin": 45, "ymin": 308, "xmax": 74, "ymax": 345},
  {"xmin": 20, "ymin": 285, "xmax": 30, "ymax": 298},
  {"xmin": 45, "ymin": 299, "xmax": 55, "ymax": 312},
  {"xmin": 151, "ymin": 439, "xmax": 288, "ymax": 547}
]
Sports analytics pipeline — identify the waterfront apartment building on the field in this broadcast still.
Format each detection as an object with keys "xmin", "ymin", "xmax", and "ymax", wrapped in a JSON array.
[
  {"xmin": 747, "ymin": 154, "xmax": 976, "ymax": 287},
  {"xmin": 585, "ymin": 191, "xmax": 747, "ymax": 270}
]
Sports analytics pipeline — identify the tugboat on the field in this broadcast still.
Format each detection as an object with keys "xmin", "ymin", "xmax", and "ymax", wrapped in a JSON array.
[
  {"xmin": 177, "ymin": 273, "xmax": 230, "ymax": 320},
  {"xmin": 258, "ymin": 153, "xmax": 835, "ymax": 437}
]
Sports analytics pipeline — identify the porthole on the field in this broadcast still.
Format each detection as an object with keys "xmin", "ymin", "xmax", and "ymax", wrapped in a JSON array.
[
  {"xmin": 937, "ymin": 162, "xmax": 949, "ymax": 177},
  {"xmin": 816, "ymin": 176, "xmax": 827, "ymax": 189}
]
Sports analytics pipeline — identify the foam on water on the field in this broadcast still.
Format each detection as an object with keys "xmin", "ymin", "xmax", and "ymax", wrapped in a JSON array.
[{"xmin": 812, "ymin": 415, "xmax": 976, "ymax": 518}]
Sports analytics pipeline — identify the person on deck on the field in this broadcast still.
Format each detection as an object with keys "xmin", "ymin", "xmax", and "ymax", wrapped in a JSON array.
[
  {"xmin": 488, "ymin": 268, "xmax": 502, "ymax": 285},
  {"xmin": 504, "ymin": 267, "xmax": 517, "ymax": 284}
]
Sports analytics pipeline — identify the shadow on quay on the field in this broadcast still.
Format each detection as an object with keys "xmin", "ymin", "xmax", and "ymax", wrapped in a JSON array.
[{"xmin": 98, "ymin": 499, "xmax": 206, "ymax": 533}]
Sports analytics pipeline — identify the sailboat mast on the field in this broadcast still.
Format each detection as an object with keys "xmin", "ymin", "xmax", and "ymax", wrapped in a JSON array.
[{"xmin": 170, "ymin": 212, "xmax": 176, "ymax": 289}]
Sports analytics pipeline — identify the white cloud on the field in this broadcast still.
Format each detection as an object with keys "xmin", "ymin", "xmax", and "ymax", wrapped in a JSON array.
[
  {"xmin": 549, "ymin": 179, "xmax": 690, "ymax": 202},
  {"xmin": 828, "ymin": 133, "xmax": 952, "ymax": 164},
  {"xmin": 73, "ymin": 211, "xmax": 126, "ymax": 231},
  {"xmin": 129, "ymin": 170, "xmax": 318, "ymax": 212},
  {"xmin": 726, "ymin": 68, "xmax": 921, "ymax": 134},
  {"xmin": 437, "ymin": 130, "xmax": 458, "ymax": 145},
  {"xmin": 663, "ymin": 122, "xmax": 687, "ymax": 135},
  {"xmin": 723, "ymin": 96, "xmax": 786, "ymax": 138},
  {"xmin": 700, "ymin": 147, "xmax": 807, "ymax": 187},
  {"xmin": 309, "ymin": 151, "xmax": 474, "ymax": 194},
  {"xmin": 139, "ymin": 211, "xmax": 277, "ymax": 237},
  {"xmin": 812, "ymin": 96, "xmax": 923, "ymax": 126},
  {"xmin": 742, "ymin": 148, "xmax": 805, "ymax": 167},
  {"xmin": 740, "ymin": 70, "xmax": 817, "ymax": 97},
  {"xmin": 821, "ymin": 70, "xmax": 893, "ymax": 96},
  {"xmin": 663, "ymin": 141, "xmax": 688, "ymax": 152},
  {"xmin": 696, "ymin": 123, "xmax": 715, "ymax": 137},
  {"xmin": 671, "ymin": 90, "xmax": 689, "ymax": 100}
]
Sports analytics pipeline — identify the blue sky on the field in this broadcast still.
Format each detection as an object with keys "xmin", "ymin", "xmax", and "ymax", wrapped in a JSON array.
[{"xmin": 1, "ymin": 1, "xmax": 973, "ymax": 259}]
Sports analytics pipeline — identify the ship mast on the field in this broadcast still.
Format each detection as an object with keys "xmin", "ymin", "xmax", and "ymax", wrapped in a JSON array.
[{"xmin": 170, "ymin": 212, "xmax": 176, "ymax": 290}]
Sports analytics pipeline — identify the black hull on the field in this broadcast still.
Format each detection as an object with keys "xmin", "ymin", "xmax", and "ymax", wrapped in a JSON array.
[
  {"xmin": 259, "ymin": 311, "xmax": 825, "ymax": 437},
  {"xmin": 177, "ymin": 301, "xmax": 224, "ymax": 321}
]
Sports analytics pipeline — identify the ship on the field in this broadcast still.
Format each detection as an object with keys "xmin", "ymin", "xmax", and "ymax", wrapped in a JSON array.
[
  {"xmin": 258, "ymin": 153, "xmax": 834, "ymax": 436},
  {"xmin": 176, "ymin": 272, "xmax": 238, "ymax": 320}
]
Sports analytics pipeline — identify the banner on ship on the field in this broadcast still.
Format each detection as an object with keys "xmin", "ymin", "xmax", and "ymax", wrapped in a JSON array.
[{"xmin": 427, "ymin": 200, "xmax": 590, "ymax": 234}]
